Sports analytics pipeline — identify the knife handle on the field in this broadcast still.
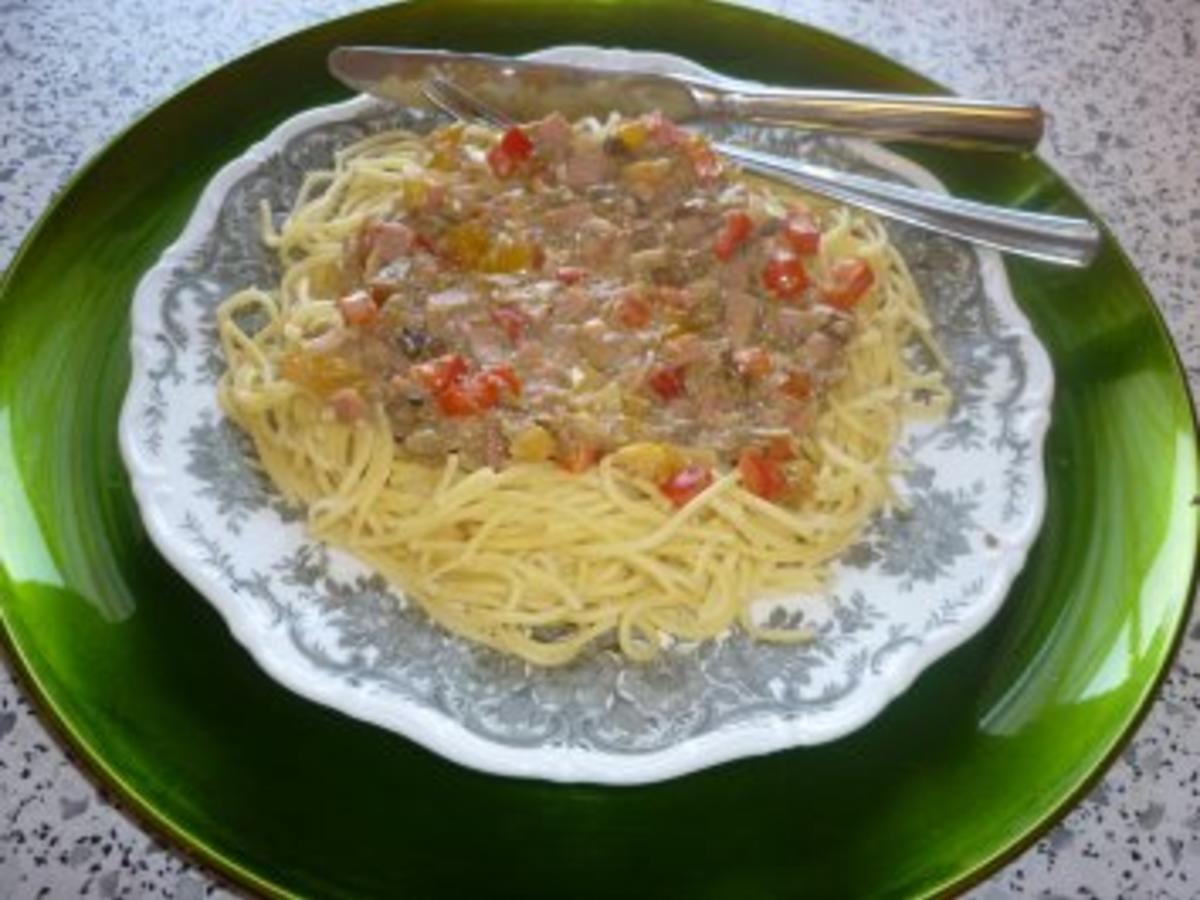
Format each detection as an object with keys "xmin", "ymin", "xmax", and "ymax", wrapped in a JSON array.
[{"xmin": 705, "ymin": 88, "xmax": 1044, "ymax": 152}]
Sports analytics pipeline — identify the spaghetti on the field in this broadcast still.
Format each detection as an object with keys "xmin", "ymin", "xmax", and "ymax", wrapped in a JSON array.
[{"xmin": 216, "ymin": 113, "xmax": 949, "ymax": 666}]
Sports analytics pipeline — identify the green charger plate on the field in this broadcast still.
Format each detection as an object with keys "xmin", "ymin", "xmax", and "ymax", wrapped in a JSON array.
[{"xmin": 1, "ymin": 1, "xmax": 1196, "ymax": 896}]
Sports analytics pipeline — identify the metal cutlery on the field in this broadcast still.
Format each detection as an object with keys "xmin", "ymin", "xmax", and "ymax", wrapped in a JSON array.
[{"xmin": 330, "ymin": 47, "xmax": 1045, "ymax": 153}]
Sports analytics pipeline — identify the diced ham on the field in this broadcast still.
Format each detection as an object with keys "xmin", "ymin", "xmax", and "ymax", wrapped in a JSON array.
[
  {"xmin": 489, "ymin": 304, "xmax": 531, "ymax": 343},
  {"xmin": 363, "ymin": 220, "xmax": 414, "ymax": 277},
  {"xmin": 528, "ymin": 113, "xmax": 574, "ymax": 153},
  {"xmin": 338, "ymin": 290, "xmax": 377, "ymax": 327},
  {"xmin": 644, "ymin": 111, "xmax": 688, "ymax": 148},
  {"xmin": 672, "ymin": 215, "xmax": 711, "ymax": 244},
  {"xmin": 330, "ymin": 387, "xmax": 366, "ymax": 422},
  {"xmin": 715, "ymin": 254, "xmax": 752, "ymax": 296},
  {"xmin": 513, "ymin": 340, "xmax": 547, "ymax": 371},
  {"xmin": 465, "ymin": 321, "xmax": 506, "ymax": 364},
  {"xmin": 801, "ymin": 331, "xmax": 840, "ymax": 368},
  {"xmin": 655, "ymin": 285, "xmax": 694, "ymax": 313},
  {"xmin": 555, "ymin": 266, "xmax": 587, "ymax": 285},
  {"xmin": 691, "ymin": 375, "xmax": 735, "ymax": 417},
  {"xmin": 662, "ymin": 333, "xmax": 706, "ymax": 366},
  {"xmin": 543, "ymin": 201, "xmax": 592, "ymax": 231},
  {"xmin": 554, "ymin": 286, "xmax": 594, "ymax": 322},
  {"xmin": 577, "ymin": 217, "xmax": 628, "ymax": 268},
  {"xmin": 733, "ymin": 346, "xmax": 772, "ymax": 379},
  {"xmin": 724, "ymin": 290, "xmax": 758, "ymax": 349},
  {"xmin": 776, "ymin": 307, "xmax": 826, "ymax": 342},
  {"xmin": 424, "ymin": 288, "xmax": 474, "ymax": 334},
  {"xmin": 576, "ymin": 317, "xmax": 626, "ymax": 368},
  {"xmin": 305, "ymin": 327, "xmax": 346, "ymax": 355},
  {"xmin": 421, "ymin": 183, "xmax": 446, "ymax": 213},
  {"xmin": 562, "ymin": 145, "xmax": 612, "ymax": 190},
  {"xmin": 445, "ymin": 182, "xmax": 486, "ymax": 216},
  {"xmin": 630, "ymin": 247, "xmax": 669, "ymax": 275},
  {"xmin": 481, "ymin": 418, "xmax": 508, "ymax": 469}
]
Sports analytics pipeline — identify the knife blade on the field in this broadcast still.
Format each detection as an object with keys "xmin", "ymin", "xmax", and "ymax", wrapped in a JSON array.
[{"xmin": 328, "ymin": 47, "xmax": 1043, "ymax": 152}]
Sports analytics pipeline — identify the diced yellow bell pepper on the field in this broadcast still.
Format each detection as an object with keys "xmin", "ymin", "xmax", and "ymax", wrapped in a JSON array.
[
  {"xmin": 616, "ymin": 120, "xmax": 648, "ymax": 151},
  {"xmin": 611, "ymin": 442, "xmax": 685, "ymax": 481},
  {"xmin": 510, "ymin": 425, "xmax": 556, "ymax": 462},
  {"xmin": 484, "ymin": 238, "xmax": 537, "ymax": 273},
  {"xmin": 443, "ymin": 221, "xmax": 491, "ymax": 268}
]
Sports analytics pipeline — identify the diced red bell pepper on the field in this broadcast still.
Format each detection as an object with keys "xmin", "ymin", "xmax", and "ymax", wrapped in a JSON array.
[
  {"xmin": 714, "ymin": 210, "xmax": 753, "ymax": 261},
  {"xmin": 481, "ymin": 365, "xmax": 522, "ymax": 397},
  {"xmin": 781, "ymin": 369, "xmax": 812, "ymax": 400},
  {"xmin": 738, "ymin": 449, "xmax": 788, "ymax": 501},
  {"xmin": 781, "ymin": 212, "xmax": 821, "ymax": 255},
  {"xmin": 762, "ymin": 253, "xmax": 808, "ymax": 300},
  {"xmin": 659, "ymin": 464, "xmax": 714, "ymax": 507},
  {"xmin": 486, "ymin": 126, "xmax": 534, "ymax": 178},
  {"xmin": 435, "ymin": 381, "xmax": 484, "ymax": 416},
  {"xmin": 412, "ymin": 353, "xmax": 468, "ymax": 394},
  {"xmin": 648, "ymin": 364, "xmax": 687, "ymax": 400},
  {"xmin": 558, "ymin": 441, "xmax": 600, "ymax": 473},
  {"xmin": 615, "ymin": 292, "xmax": 652, "ymax": 329},
  {"xmin": 821, "ymin": 258, "xmax": 875, "ymax": 309},
  {"xmin": 433, "ymin": 365, "xmax": 521, "ymax": 417},
  {"xmin": 500, "ymin": 125, "xmax": 534, "ymax": 159}
]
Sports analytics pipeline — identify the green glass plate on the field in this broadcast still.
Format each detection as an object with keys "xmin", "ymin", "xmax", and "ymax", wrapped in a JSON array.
[{"xmin": 0, "ymin": 1, "xmax": 1196, "ymax": 897}]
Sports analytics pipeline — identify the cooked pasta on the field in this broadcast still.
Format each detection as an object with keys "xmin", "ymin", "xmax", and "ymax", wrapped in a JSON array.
[{"xmin": 217, "ymin": 112, "xmax": 949, "ymax": 665}]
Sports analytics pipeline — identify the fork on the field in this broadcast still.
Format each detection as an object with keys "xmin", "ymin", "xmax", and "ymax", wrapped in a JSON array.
[{"xmin": 423, "ymin": 74, "xmax": 1100, "ymax": 268}]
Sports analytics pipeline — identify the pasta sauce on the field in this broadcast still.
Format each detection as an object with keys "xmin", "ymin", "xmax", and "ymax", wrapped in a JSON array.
[
  {"xmin": 286, "ymin": 113, "xmax": 877, "ymax": 506},
  {"xmin": 217, "ymin": 112, "xmax": 948, "ymax": 664}
]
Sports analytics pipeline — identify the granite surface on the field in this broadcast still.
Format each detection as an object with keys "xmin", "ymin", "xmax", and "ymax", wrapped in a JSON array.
[{"xmin": 1, "ymin": 0, "xmax": 1198, "ymax": 896}]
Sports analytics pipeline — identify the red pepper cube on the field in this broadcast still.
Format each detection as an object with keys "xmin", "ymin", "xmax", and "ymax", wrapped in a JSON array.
[
  {"xmin": 821, "ymin": 258, "xmax": 875, "ymax": 309},
  {"xmin": 781, "ymin": 213, "xmax": 821, "ymax": 255},
  {"xmin": 762, "ymin": 253, "xmax": 808, "ymax": 300},
  {"xmin": 738, "ymin": 449, "xmax": 788, "ymax": 501},
  {"xmin": 647, "ymin": 364, "xmax": 687, "ymax": 401},
  {"xmin": 714, "ymin": 210, "xmax": 753, "ymax": 261},
  {"xmin": 659, "ymin": 464, "xmax": 714, "ymax": 507}
]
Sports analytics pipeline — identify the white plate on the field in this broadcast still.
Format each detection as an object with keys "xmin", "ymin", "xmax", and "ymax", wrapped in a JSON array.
[{"xmin": 119, "ymin": 46, "xmax": 1053, "ymax": 784}]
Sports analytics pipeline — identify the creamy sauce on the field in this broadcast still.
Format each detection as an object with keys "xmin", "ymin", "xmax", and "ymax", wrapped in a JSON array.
[{"xmin": 284, "ymin": 113, "xmax": 877, "ymax": 501}]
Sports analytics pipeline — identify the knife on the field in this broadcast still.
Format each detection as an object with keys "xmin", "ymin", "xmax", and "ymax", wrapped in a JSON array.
[{"xmin": 328, "ymin": 47, "xmax": 1044, "ymax": 152}]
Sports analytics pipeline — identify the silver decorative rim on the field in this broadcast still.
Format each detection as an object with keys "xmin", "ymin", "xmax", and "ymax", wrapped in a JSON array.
[{"xmin": 118, "ymin": 47, "xmax": 1053, "ymax": 784}]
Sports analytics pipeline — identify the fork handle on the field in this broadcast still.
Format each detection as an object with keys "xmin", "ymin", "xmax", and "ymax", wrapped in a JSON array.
[
  {"xmin": 719, "ymin": 143, "xmax": 1100, "ymax": 267},
  {"xmin": 697, "ymin": 86, "xmax": 1044, "ymax": 153}
]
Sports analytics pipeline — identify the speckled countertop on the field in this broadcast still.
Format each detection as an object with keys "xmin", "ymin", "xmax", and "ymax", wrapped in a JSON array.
[{"xmin": 1, "ymin": 0, "xmax": 1198, "ymax": 897}]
